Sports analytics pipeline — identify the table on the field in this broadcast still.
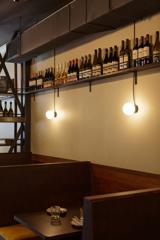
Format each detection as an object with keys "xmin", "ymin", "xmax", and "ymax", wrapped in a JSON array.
[{"xmin": 14, "ymin": 207, "xmax": 82, "ymax": 240}]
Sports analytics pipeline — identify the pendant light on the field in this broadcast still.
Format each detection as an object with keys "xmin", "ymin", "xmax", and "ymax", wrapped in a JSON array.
[
  {"xmin": 122, "ymin": 72, "xmax": 138, "ymax": 116},
  {"xmin": 46, "ymin": 89, "xmax": 57, "ymax": 120}
]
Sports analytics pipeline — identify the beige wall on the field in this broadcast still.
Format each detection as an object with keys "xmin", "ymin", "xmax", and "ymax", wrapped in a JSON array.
[{"xmin": 31, "ymin": 13, "xmax": 160, "ymax": 174}]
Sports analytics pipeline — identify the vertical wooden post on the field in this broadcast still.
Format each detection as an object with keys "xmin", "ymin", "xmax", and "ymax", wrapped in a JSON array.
[{"xmin": 23, "ymin": 60, "xmax": 31, "ymax": 153}]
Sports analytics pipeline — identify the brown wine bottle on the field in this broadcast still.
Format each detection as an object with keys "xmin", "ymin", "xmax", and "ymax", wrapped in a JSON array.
[
  {"xmin": 153, "ymin": 31, "xmax": 160, "ymax": 63},
  {"xmin": 86, "ymin": 54, "xmax": 92, "ymax": 78},
  {"xmin": 8, "ymin": 102, "xmax": 14, "ymax": 117},
  {"xmin": 132, "ymin": 38, "xmax": 139, "ymax": 67},
  {"xmin": 92, "ymin": 49, "xmax": 98, "ymax": 77},
  {"xmin": 97, "ymin": 48, "xmax": 103, "ymax": 75},
  {"xmin": 138, "ymin": 36, "xmax": 144, "ymax": 66},
  {"xmin": 143, "ymin": 34, "xmax": 151, "ymax": 65},
  {"xmin": 124, "ymin": 39, "xmax": 131, "ymax": 69},
  {"xmin": 119, "ymin": 40, "xmax": 125, "ymax": 70},
  {"xmin": 103, "ymin": 48, "xmax": 109, "ymax": 75},
  {"xmin": 3, "ymin": 101, "xmax": 8, "ymax": 117},
  {"xmin": 112, "ymin": 45, "xmax": 119, "ymax": 72},
  {"xmin": 79, "ymin": 57, "xmax": 84, "ymax": 80}
]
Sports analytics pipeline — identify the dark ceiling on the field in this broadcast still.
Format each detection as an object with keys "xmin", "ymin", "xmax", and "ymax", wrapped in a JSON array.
[{"xmin": 0, "ymin": 0, "xmax": 73, "ymax": 47}]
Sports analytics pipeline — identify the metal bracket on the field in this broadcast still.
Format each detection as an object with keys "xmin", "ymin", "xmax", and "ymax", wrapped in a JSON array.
[
  {"xmin": 57, "ymin": 88, "xmax": 60, "ymax": 97},
  {"xmin": 89, "ymin": 81, "xmax": 92, "ymax": 92}
]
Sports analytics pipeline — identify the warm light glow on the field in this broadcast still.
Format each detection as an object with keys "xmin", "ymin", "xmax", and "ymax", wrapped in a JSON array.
[
  {"xmin": 45, "ymin": 110, "xmax": 55, "ymax": 120},
  {"xmin": 122, "ymin": 102, "xmax": 138, "ymax": 116}
]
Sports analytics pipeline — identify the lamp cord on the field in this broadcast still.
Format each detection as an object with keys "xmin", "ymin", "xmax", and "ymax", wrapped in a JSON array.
[
  {"xmin": 133, "ymin": 71, "xmax": 137, "ymax": 107},
  {"xmin": 54, "ymin": 88, "xmax": 56, "ymax": 113}
]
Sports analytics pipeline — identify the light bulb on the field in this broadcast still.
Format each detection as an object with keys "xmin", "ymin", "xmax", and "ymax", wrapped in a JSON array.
[
  {"xmin": 45, "ymin": 110, "xmax": 57, "ymax": 119},
  {"xmin": 122, "ymin": 102, "xmax": 138, "ymax": 116},
  {"xmin": 46, "ymin": 110, "xmax": 54, "ymax": 120}
]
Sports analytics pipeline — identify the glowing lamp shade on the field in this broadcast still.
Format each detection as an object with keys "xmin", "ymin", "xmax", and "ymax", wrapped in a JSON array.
[
  {"xmin": 122, "ymin": 102, "xmax": 138, "ymax": 116},
  {"xmin": 46, "ymin": 110, "xmax": 55, "ymax": 120}
]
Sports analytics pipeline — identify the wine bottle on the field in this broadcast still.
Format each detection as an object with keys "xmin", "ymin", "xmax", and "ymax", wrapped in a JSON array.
[
  {"xmin": 62, "ymin": 63, "xmax": 68, "ymax": 84},
  {"xmin": 71, "ymin": 60, "xmax": 77, "ymax": 81},
  {"xmin": 119, "ymin": 40, "xmax": 125, "ymax": 70},
  {"xmin": 75, "ymin": 58, "xmax": 79, "ymax": 80},
  {"xmin": 67, "ymin": 61, "xmax": 72, "ymax": 82},
  {"xmin": 8, "ymin": 102, "xmax": 14, "ymax": 117},
  {"xmin": 153, "ymin": 31, "xmax": 160, "ymax": 63},
  {"xmin": 124, "ymin": 39, "xmax": 131, "ymax": 69},
  {"xmin": 86, "ymin": 54, "xmax": 92, "ymax": 78},
  {"xmin": 143, "ymin": 34, "xmax": 151, "ymax": 65},
  {"xmin": 44, "ymin": 69, "xmax": 48, "ymax": 82},
  {"xmin": 0, "ymin": 100, "xmax": 3, "ymax": 117},
  {"xmin": 103, "ymin": 48, "xmax": 109, "ymax": 75},
  {"xmin": 132, "ymin": 38, "xmax": 139, "ymax": 67},
  {"xmin": 92, "ymin": 49, "xmax": 98, "ymax": 77},
  {"xmin": 79, "ymin": 57, "xmax": 84, "ymax": 80},
  {"xmin": 112, "ymin": 45, "xmax": 119, "ymax": 72},
  {"xmin": 43, "ymin": 69, "xmax": 48, "ymax": 88},
  {"xmin": 36, "ymin": 71, "xmax": 43, "ymax": 89},
  {"xmin": 83, "ymin": 56, "xmax": 88, "ymax": 79},
  {"xmin": 138, "ymin": 36, "xmax": 144, "ymax": 66},
  {"xmin": 97, "ymin": 48, "xmax": 103, "ymax": 75},
  {"xmin": 108, "ymin": 47, "xmax": 113, "ymax": 74},
  {"xmin": 29, "ymin": 73, "xmax": 36, "ymax": 91},
  {"xmin": 3, "ymin": 101, "xmax": 8, "ymax": 117},
  {"xmin": 58, "ymin": 64, "xmax": 62, "ymax": 84},
  {"xmin": 48, "ymin": 68, "xmax": 54, "ymax": 87}
]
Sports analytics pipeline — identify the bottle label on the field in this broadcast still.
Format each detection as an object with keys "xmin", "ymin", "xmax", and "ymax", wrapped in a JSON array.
[
  {"xmin": 138, "ymin": 48, "xmax": 144, "ymax": 58},
  {"xmin": 29, "ymin": 80, "xmax": 36, "ymax": 87},
  {"xmin": 119, "ymin": 56, "xmax": 124, "ymax": 70},
  {"xmin": 43, "ymin": 80, "xmax": 53, "ymax": 88},
  {"xmin": 143, "ymin": 46, "xmax": 150, "ymax": 57},
  {"xmin": 123, "ymin": 54, "xmax": 129, "ymax": 69},
  {"xmin": 92, "ymin": 65, "xmax": 101, "ymax": 77},
  {"xmin": 67, "ymin": 73, "xmax": 77, "ymax": 82},
  {"xmin": 37, "ymin": 78, "xmax": 43, "ymax": 86},
  {"xmin": 79, "ymin": 70, "xmax": 83, "ymax": 80},
  {"xmin": 103, "ymin": 63, "xmax": 109, "ymax": 74},
  {"xmin": 112, "ymin": 61, "xmax": 118, "ymax": 72},
  {"xmin": 85, "ymin": 69, "xmax": 92, "ymax": 78},
  {"xmin": 132, "ymin": 50, "xmax": 138, "ymax": 60},
  {"xmin": 153, "ymin": 50, "xmax": 160, "ymax": 63},
  {"xmin": 82, "ymin": 70, "xmax": 87, "ymax": 79}
]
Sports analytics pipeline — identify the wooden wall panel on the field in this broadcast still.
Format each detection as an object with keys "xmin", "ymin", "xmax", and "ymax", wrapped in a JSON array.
[
  {"xmin": 83, "ymin": 188, "xmax": 160, "ymax": 240},
  {"xmin": 91, "ymin": 164, "xmax": 160, "ymax": 194}
]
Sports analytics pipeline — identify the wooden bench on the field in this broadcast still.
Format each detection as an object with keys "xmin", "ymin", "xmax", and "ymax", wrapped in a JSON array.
[
  {"xmin": 0, "ymin": 161, "xmax": 91, "ymax": 240},
  {"xmin": 0, "ymin": 224, "xmax": 39, "ymax": 240},
  {"xmin": 82, "ymin": 188, "xmax": 160, "ymax": 240}
]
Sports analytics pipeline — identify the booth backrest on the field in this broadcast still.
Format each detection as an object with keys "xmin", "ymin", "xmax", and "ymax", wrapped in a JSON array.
[
  {"xmin": 83, "ymin": 188, "xmax": 160, "ymax": 240},
  {"xmin": 0, "ymin": 153, "xmax": 32, "ymax": 166},
  {"xmin": 0, "ymin": 161, "xmax": 91, "ymax": 226}
]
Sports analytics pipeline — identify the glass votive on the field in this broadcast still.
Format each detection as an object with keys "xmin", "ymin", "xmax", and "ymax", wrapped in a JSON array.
[{"xmin": 50, "ymin": 205, "xmax": 61, "ymax": 225}]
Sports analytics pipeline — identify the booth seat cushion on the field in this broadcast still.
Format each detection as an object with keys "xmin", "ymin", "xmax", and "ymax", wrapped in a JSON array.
[{"xmin": 0, "ymin": 224, "xmax": 38, "ymax": 240}]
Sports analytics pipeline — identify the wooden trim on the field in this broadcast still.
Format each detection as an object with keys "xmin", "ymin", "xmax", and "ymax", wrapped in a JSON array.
[
  {"xmin": 91, "ymin": 163, "xmax": 160, "ymax": 194},
  {"xmin": 31, "ymin": 154, "xmax": 75, "ymax": 163}
]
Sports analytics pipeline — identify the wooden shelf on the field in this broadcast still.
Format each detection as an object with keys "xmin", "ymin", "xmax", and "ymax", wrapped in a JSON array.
[
  {"xmin": 0, "ymin": 144, "xmax": 21, "ymax": 146},
  {"xmin": 0, "ymin": 117, "xmax": 25, "ymax": 123},
  {"xmin": 25, "ymin": 62, "xmax": 160, "ymax": 95},
  {"xmin": 0, "ymin": 89, "xmax": 23, "ymax": 101}
]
